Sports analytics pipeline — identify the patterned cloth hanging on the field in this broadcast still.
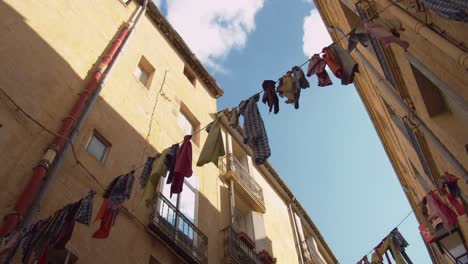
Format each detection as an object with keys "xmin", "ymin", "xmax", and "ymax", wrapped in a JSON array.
[
  {"xmin": 139, "ymin": 156, "xmax": 156, "ymax": 189},
  {"xmin": 238, "ymin": 94, "xmax": 271, "ymax": 165},
  {"xmin": 93, "ymin": 172, "xmax": 134, "ymax": 239},
  {"xmin": 421, "ymin": 0, "xmax": 468, "ymax": 22},
  {"xmin": 0, "ymin": 193, "xmax": 94, "ymax": 263},
  {"xmin": 307, "ymin": 54, "xmax": 332, "ymax": 87}
]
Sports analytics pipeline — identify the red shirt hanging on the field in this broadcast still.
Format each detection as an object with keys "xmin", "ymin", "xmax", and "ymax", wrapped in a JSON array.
[{"xmin": 171, "ymin": 135, "xmax": 193, "ymax": 197}]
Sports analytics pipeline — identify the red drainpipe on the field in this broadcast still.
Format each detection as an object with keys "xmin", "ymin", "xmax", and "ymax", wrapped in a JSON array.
[{"xmin": 0, "ymin": 3, "xmax": 144, "ymax": 236}]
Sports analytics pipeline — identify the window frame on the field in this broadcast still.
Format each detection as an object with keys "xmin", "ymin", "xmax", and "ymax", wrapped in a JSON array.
[
  {"xmin": 158, "ymin": 174, "xmax": 199, "ymax": 231},
  {"xmin": 183, "ymin": 65, "xmax": 197, "ymax": 87},
  {"xmin": 85, "ymin": 130, "xmax": 111, "ymax": 163},
  {"xmin": 134, "ymin": 56, "xmax": 155, "ymax": 89},
  {"xmin": 178, "ymin": 103, "xmax": 201, "ymax": 146}
]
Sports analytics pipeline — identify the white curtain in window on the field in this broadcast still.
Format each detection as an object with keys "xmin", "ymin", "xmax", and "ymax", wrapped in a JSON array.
[{"xmin": 178, "ymin": 112, "xmax": 193, "ymax": 136}]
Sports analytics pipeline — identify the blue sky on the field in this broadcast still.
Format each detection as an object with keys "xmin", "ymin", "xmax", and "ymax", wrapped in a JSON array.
[{"xmin": 157, "ymin": 0, "xmax": 431, "ymax": 262}]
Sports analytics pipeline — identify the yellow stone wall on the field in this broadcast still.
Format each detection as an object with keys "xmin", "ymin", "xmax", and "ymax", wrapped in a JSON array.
[
  {"xmin": 0, "ymin": 1, "xmax": 337, "ymax": 263},
  {"xmin": 313, "ymin": 0, "xmax": 468, "ymax": 262}
]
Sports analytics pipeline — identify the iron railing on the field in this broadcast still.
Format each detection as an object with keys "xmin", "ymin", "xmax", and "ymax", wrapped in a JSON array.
[
  {"xmin": 223, "ymin": 226, "xmax": 262, "ymax": 264},
  {"xmin": 301, "ymin": 239, "xmax": 326, "ymax": 264},
  {"xmin": 220, "ymin": 155, "xmax": 264, "ymax": 205},
  {"xmin": 150, "ymin": 192, "xmax": 208, "ymax": 264}
]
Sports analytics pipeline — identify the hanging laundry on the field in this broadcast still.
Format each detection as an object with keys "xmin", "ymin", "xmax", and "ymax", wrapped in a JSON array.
[
  {"xmin": 238, "ymin": 94, "xmax": 271, "ymax": 165},
  {"xmin": 441, "ymin": 172, "xmax": 467, "ymax": 215},
  {"xmin": 390, "ymin": 228, "xmax": 413, "ymax": 264},
  {"xmin": 356, "ymin": 255, "xmax": 370, "ymax": 264},
  {"xmin": 323, "ymin": 45, "xmax": 359, "ymax": 85},
  {"xmin": 348, "ymin": 27, "xmax": 370, "ymax": 52},
  {"xmin": 225, "ymin": 107, "xmax": 239, "ymax": 128},
  {"xmin": 170, "ymin": 135, "xmax": 193, "ymax": 197},
  {"xmin": 92, "ymin": 207, "xmax": 116, "ymax": 239},
  {"xmin": 75, "ymin": 190, "xmax": 96, "ymax": 225},
  {"xmin": 371, "ymin": 236, "xmax": 405, "ymax": 264},
  {"xmin": 426, "ymin": 190, "xmax": 458, "ymax": 232},
  {"xmin": 142, "ymin": 152, "xmax": 168, "ymax": 207},
  {"xmin": 291, "ymin": 66, "xmax": 309, "ymax": 109},
  {"xmin": 364, "ymin": 19, "xmax": 409, "ymax": 50},
  {"xmin": 93, "ymin": 172, "xmax": 134, "ymax": 239},
  {"xmin": 108, "ymin": 171, "xmax": 135, "ymax": 205},
  {"xmin": 140, "ymin": 156, "xmax": 156, "ymax": 189},
  {"xmin": 291, "ymin": 66, "xmax": 310, "ymax": 89},
  {"xmin": 277, "ymin": 72, "xmax": 297, "ymax": 105},
  {"xmin": 261, "ymin": 80, "xmax": 279, "ymax": 114},
  {"xmin": 420, "ymin": 0, "xmax": 468, "ymax": 22},
  {"xmin": 307, "ymin": 54, "xmax": 332, "ymax": 87},
  {"xmin": 419, "ymin": 223, "xmax": 436, "ymax": 243},
  {"xmin": 322, "ymin": 46, "xmax": 341, "ymax": 78},
  {"xmin": 165, "ymin": 144, "xmax": 180, "ymax": 184},
  {"xmin": 197, "ymin": 120, "xmax": 225, "ymax": 167},
  {"xmin": 1, "ymin": 195, "xmax": 92, "ymax": 264}
]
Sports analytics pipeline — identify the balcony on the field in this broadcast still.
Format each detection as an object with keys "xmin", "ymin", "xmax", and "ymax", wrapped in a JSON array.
[
  {"xmin": 301, "ymin": 239, "xmax": 325, "ymax": 264},
  {"xmin": 223, "ymin": 226, "xmax": 263, "ymax": 264},
  {"xmin": 220, "ymin": 155, "xmax": 265, "ymax": 213},
  {"xmin": 147, "ymin": 192, "xmax": 208, "ymax": 264}
]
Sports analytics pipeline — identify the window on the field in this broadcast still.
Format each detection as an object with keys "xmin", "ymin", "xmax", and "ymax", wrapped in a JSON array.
[
  {"xmin": 86, "ymin": 131, "xmax": 110, "ymax": 162},
  {"xmin": 134, "ymin": 56, "xmax": 155, "ymax": 88},
  {"xmin": 183, "ymin": 65, "xmax": 196, "ymax": 87},
  {"xmin": 178, "ymin": 103, "xmax": 200, "ymax": 145},
  {"xmin": 178, "ymin": 112, "xmax": 194, "ymax": 136},
  {"xmin": 410, "ymin": 64, "xmax": 448, "ymax": 117},
  {"xmin": 159, "ymin": 174, "xmax": 198, "ymax": 238}
]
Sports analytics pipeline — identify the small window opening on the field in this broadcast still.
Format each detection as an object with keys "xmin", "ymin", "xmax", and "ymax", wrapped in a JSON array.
[
  {"xmin": 183, "ymin": 65, "xmax": 196, "ymax": 87},
  {"xmin": 410, "ymin": 64, "xmax": 448, "ymax": 117},
  {"xmin": 86, "ymin": 131, "xmax": 110, "ymax": 162},
  {"xmin": 134, "ymin": 56, "xmax": 155, "ymax": 88}
]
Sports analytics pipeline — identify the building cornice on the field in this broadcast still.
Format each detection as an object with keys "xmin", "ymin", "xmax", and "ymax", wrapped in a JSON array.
[{"xmin": 136, "ymin": 0, "xmax": 224, "ymax": 98}]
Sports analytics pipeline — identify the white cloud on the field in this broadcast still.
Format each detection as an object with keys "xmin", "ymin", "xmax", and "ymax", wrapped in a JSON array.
[
  {"xmin": 302, "ymin": 8, "xmax": 332, "ymax": 58},
  {"xmin": 155, "ymin": 0, "xmax": 264, "ymax": 71}
]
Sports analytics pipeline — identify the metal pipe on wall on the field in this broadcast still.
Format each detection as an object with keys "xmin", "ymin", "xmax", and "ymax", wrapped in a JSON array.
[
  {"xmin": 0, "ymin": 1, "xmax": 147, "ymax": 235},
  {"xmin": 21, "ymin": 0, "xmax": 149, "ymax": 228}
]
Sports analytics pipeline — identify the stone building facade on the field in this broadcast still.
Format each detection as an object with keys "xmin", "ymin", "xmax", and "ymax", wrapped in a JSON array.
[
  {"xmin": 312, "ymin": 0, "xmax": 467, "ymax": 262},
  {"xmin": 0, "ymin": 0, "xmax": 336, "ymax": 263}
]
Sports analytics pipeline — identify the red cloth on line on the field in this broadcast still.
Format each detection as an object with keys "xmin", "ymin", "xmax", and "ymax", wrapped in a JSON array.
[
  {"xmin": 322, "ymin": 47, "xmax": 342, "ymax": 79},
  {"xmin": 92, "ymin": 208, "xmax": 115, "ymax": 239},
  {"xmin": 170, "ymin": 135, "xmax": 193, "ymax": 197},
  {"xmin": 427, "ymin": 191, "xmax": 457, "ymax": 231},
  {"xmin": 419, "ymin": 223, "xmax": 436, "ymax": 243},
  {"xmin": 94, "ymin": 198, "xmax": 109, "ymax": 222},
  {"xmin": 443, "ymin": 188, "xmax": 465, "ymax": 216}
]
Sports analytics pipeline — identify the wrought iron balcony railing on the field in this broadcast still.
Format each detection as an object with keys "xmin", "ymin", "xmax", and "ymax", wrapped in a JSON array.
[
  {"xmin": 301, "ymin": 239, "xmax": 326, "ymax": 264},
  {"xmin": 220, "ymin": 155, "xmax": 264, "ymax": 207},
  {"xmin": 223, "ymin": 226, "xmax": 263, "ymax": 264},
  {"xmin": 148, "ymin": 192, "xmax": 208, "ymax": 264}
]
